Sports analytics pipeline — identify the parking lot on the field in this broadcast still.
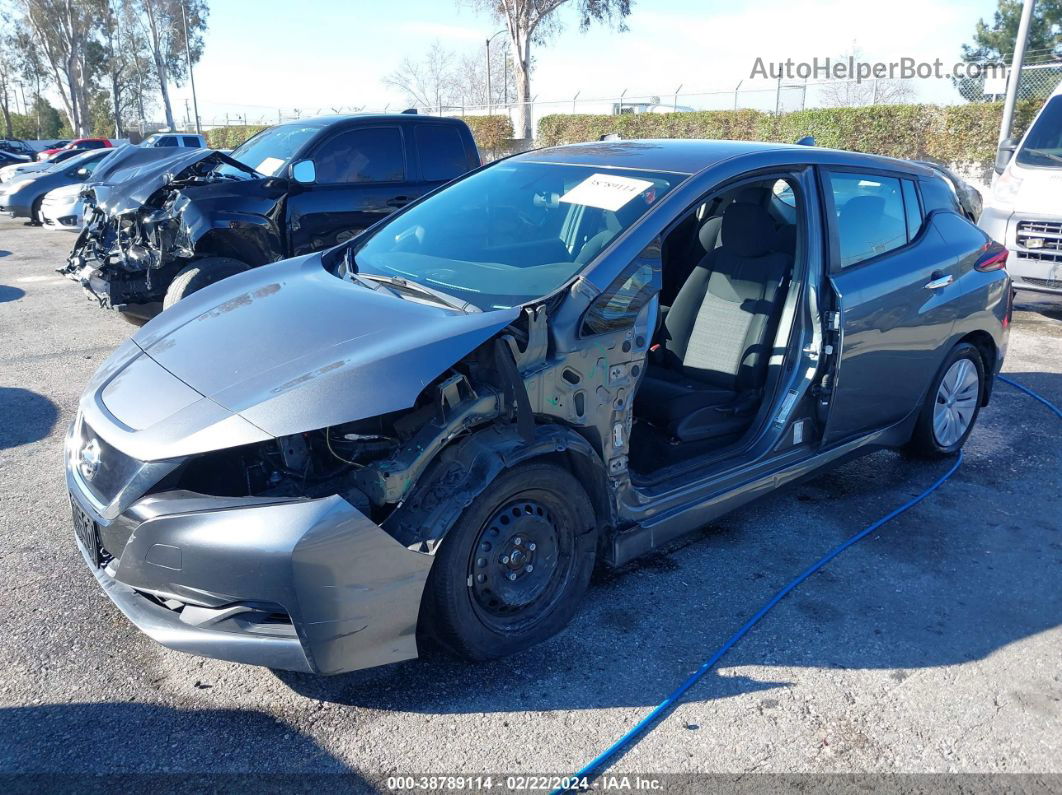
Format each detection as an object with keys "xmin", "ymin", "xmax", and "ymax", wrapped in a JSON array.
[{"xmin": 0, "ymin": 216, "xmax": 1060, "ymax": 786}]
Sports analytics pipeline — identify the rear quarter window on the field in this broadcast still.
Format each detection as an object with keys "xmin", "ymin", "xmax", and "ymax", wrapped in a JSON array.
[
  {"xmin": 415, "ymin": 124, "xmax": 472, "ymax": 182},
  {"xmin": 919, "ymin": 175, "xmax": 961, "ymax": 215}
]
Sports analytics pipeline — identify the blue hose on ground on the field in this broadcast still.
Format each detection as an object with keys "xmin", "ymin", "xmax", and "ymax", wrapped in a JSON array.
[
  {"xmin": 557, "ymin": 374, "xmax": 1060, "ymax": 791},
  {"xmin": 998, "ymin": 374, "xmax": 1062, "ymax": 419}
]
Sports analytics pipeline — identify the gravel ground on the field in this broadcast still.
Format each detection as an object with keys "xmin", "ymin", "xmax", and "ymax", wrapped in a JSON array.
[{"xmin": 0, "ymin": 217, "xmax": 1060, "ymax": 790}]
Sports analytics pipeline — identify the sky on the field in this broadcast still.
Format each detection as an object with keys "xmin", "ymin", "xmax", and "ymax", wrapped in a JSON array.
[{"xmin": 162, "ymin": 0, "xmax": 1002, "ymax": 126}]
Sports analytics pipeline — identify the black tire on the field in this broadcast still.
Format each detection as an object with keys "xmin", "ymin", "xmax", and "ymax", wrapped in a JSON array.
[
  {"xmin": 29, "ymin": 196, "xmax": 43, "ymax": 225},
  {"xmin": 906, "ymin": 342, "xmax": 985, "ymax": 458},
  {"xmin": 420, "ymin": 461, "xmax": 598, "ymax": 662},
  {"xmin": 163, "ymin": 256, "xmax": 249, "ymax": 309}
]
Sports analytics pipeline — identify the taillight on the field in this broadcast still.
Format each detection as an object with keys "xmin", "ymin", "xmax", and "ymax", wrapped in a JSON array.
[{"xmin": 975, "ymin": 242, "xmax": 1008, "ymax": 272}]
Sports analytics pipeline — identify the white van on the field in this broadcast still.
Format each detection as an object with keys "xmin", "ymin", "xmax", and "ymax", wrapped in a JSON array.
[{"xmin": 980, "ymin": 84, "xmax": 1062, "ymax": 294}]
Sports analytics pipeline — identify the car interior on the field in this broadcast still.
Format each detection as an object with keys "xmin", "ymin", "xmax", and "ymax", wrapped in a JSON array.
[{"xmin": 629, "ymin": 176, "xmax": 804, "ymax": 476}]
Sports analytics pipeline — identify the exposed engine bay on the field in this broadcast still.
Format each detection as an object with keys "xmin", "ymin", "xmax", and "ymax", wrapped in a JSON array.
[{"xmin": 62, "ymin": 148, "xmax": 267, "ymax": 315}]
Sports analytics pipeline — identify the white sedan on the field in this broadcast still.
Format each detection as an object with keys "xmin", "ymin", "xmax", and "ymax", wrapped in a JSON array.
[{"xmin": 40, "ymin": 183, "xmax": 85, "ymax": 231}]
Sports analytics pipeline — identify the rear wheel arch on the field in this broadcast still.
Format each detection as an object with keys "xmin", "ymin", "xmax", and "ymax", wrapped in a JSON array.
[{"xmin": 957, "ymin": 330, "xmax": 998, "ymax": 406}]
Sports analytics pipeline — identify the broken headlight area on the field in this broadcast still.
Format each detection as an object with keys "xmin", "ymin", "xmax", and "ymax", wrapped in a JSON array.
[{"xmin": 156, "ymin": 417, "xmax": 405, "ymax": 520}]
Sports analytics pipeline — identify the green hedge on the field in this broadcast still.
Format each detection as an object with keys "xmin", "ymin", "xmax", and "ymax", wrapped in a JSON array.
[
  {"xmin": 204, "ymin": 115, "xmax": 514, "ymax": 158},
  {"xmin": 537, "ymin": 102, "xmax": 1041, "ymax": 163},
  {"xmin": 205, "ymin": 125, "xmax": 268, "ymax": 149},
  {"xmin": 462, "ymin": 114, "xmax": 514, "ymax": 157}
]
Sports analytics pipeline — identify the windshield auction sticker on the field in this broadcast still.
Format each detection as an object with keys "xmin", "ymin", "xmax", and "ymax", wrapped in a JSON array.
[
  {"xmin": 256, "ymin": 156, "xmax": 285, "ymax": 176},
  {"xmin": 560, "ymin": 173, "xmax": 655, "ymax": 212}
]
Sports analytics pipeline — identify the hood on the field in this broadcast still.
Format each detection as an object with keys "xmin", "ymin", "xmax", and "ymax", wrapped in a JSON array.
[
  {"xmin": 87, "ymin": 147, "xmax": 258, "ymax": 215},
  {"xmin": 45, "ymin": 183, "xmax": 84, "ymax": 201},
  {"xmin": 105, "ymin": 253, "xmax": 519, "ymax": 443}
]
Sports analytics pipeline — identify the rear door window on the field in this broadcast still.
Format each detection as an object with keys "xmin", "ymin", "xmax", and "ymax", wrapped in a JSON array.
[
  {"xmin": 182, "ymin": 136, "xmax": 203, "ymax": 148},
  {"xmin": 313, "ymin": 126, "xmax": 405, "ymax": 184},
  {"xmin": 415, "ymin": 124, "xmax": 470, "ymax": 182},
  {"xmin": 826, "ymin": 172, "xmax": 908, "ymax": 268}
]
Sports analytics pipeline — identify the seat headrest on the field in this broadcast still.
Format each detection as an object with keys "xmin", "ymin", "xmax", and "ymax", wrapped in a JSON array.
[
  {"xmin": 839, "ymin": 195, "xmax": 886, "ymax": 224},
  {"xmin": 721, "ymin": 202, "xmax": 776, "ymax": 258}
]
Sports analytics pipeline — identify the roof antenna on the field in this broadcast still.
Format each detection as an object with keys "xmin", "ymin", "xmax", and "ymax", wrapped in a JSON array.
[{"xmin": 795, "ymin": 135, "xmax": 816, "ymax": 146}]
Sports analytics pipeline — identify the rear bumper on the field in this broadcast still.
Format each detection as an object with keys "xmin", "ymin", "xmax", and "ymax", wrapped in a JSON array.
[{"xmin": 67, "ymin": 457, "xmax": 434, "ymax": 675}]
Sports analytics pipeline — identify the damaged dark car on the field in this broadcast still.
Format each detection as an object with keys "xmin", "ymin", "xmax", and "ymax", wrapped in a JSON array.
[
  {"xmin": 64, "ymin": 113, "xmax": 479, "ymax": 322},
  {"xmin": 67, "ymin": 140, "xmax": 1010, "ymax": 674}
]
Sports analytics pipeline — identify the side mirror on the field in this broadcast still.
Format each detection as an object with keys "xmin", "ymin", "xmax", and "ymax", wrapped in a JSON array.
[
  {"xmin": 75, "ymin": 167, "xmax": 89, "ymax": 177},
  {"xmin": 994, "ymin": 138, "xmax": 1018, "ymax": 175},
  {"xmin": 291, "ymin": 160, "xmax": 316, "ymax": 184}
]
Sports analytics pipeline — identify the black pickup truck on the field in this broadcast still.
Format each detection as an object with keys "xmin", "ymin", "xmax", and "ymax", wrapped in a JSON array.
[{"xmin": 65, "ymin": 113, "xmax": 480, "ymax": 322}]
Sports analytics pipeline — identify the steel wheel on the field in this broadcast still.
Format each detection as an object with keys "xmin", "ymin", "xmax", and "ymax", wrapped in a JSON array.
[
  {"xmin": 467, "ymin": 498, "xmax": 574, "ymax": 634},
  {"xmin": 932, "ymin": 357, "xmax": 981, "ymax": 447}
]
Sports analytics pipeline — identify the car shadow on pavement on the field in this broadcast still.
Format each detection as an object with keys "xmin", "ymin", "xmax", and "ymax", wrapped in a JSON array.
[
  {"xmin": 1014, "ymin": 292, "xmax": 1062, "ymax": 323},
  {"xmin": 0, "ymin": 285, "xmax": 25, "ymax": 303},
  {"xmin": 0, "ymin": 703, "xmax": 372, "ymax": 787},
  {"xmin": 277, "ymin": 372, "xmax": 1061, "ymax": 716},
  {"xmin": 0, "ymin": 249, "xmax": 11, "ymax": 257},
  {"xmin": 0, "ymin": 387, "xmax": 59, "ymax": 449}
]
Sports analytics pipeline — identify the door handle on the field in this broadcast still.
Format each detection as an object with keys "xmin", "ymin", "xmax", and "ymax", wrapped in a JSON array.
[
  {"xmin": 925, "ymin": 271, "xmax": 953, "ymax": 290},
  {"xmin": 386, "ymin": 196, "xmax": 410, "ymax": 208}
]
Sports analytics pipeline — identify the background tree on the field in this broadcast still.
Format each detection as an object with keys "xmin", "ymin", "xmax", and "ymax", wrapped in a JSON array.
[
  {"xmin": 956, "ymin": 0, "xmax": 1062, "ymax": 101},
  {"xmin": 468, "ymin": 0, "xmax": 633, "ymax": 139},
  {"xmin": 818, "ymin": 47, "xmax": 915, "ymax": 107},
  {"xmin": 455, "ymin": 48, "xmax": 517, "ymax": 108},
  {"xmin": 134, "ymin": 0, "xmax": 207, "ymax": 130},
  {"xmin": 384, "ymin": 41, "xmax": 459, "ymax": 112},
  {"xmin": 17, "ymin": 0, "xmax": 101, "ymax": 135},
  {"xmin": 0, "ymin": 26, "xmax": 18, "ymax": 138},
  {"xmin": 384, "ymin": 40, "xmax": 517, "ymax": 112}
]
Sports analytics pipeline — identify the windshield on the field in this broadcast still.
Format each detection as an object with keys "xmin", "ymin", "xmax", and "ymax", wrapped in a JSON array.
[
  {"xmin": 351, "ymin": 161, "xmax": 681, "ymax": 310},
  {"xmin": 218, "ymin": 123, "xmax": 320, "ymax": 177},
  {"xmin": 1017, "ymin": 95, "xmax": 1062, "ymax": 168}
]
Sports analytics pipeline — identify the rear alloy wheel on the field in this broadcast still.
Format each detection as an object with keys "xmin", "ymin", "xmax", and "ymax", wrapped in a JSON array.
[
  {"xmin": 907, "ymin": 342, "xmax": 985, "ymax": 457},
  {"xmin": 163, "ymin": 256, "xmax": 249, "ymax": 309},
  {"xmin": 421, "ymin": 462, "xmax": 597, "ymax": 661}
]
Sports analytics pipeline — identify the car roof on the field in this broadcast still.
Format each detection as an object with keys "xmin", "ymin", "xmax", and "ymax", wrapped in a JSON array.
[
  {"xmin": 277, "ymin": 113, "xmax": 468, "ymax": 129},
  {"xmin": 515, "ymin": 138, "xmax": 935, "ymax": 178}
]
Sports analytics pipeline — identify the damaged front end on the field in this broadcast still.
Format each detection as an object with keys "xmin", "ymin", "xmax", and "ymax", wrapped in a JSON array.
[{"xmin": 63, "ymin": 148, "xmax": 267, "ymax": 317}]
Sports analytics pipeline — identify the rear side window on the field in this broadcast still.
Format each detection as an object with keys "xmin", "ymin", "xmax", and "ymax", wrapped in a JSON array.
[
  {"xmin": 82, "ymin": 140, "xmax": 105, "ymax": 149},
  {"xmin": 182, "ymin": 136, "xmax": 203, "ymax": 148},
  {"xmin": 826, "ymin": 172, "xmax": 908, "ymax": 268},
  {"xmin": 314, "ymin": 126, "xmax": 405, "ymax": 184},
  {"xmin": 415, "ymin": 124, "xmax": 469, "ymax": 181},
  {"xmin": 901, "ymin": 179, "xmax": 923, "ymax": 239}
]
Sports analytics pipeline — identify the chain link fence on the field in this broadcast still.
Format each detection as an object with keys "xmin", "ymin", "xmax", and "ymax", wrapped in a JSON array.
[{"xmin": 191, "ymin": 63, "xmax": 1062, "ymax": 137}]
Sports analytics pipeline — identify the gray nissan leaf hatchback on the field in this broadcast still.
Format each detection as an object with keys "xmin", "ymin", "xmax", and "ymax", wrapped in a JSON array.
[{"xmin": 66, "ymin": 140, "xmax": 1011, "ymax": 674}]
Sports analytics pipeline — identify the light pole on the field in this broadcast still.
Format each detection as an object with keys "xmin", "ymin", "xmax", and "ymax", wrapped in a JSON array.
[
  {"xmin": 181, "ymin": 0, "xmax": 201, "ymax": 134},
  {"xmin": 999, "ymin": 0, "xmax": 1037, "ymax": 144},
  {"xmin": 486, "ymin": 29, "xmax": 506, "ymax": 115}
]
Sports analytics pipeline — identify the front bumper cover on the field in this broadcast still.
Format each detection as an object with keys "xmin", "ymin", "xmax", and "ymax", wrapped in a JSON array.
[{"xmin": 68, "ymin": 464, "xmax": 435, "ymax": 675}]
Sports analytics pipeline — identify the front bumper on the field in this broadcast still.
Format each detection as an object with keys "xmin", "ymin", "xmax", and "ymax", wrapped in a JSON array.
[
  {"xmin": 0, "ymin": 196, "xmax": 31, "ymax": 218},
  {"xmin": 66, "ymin": 436, "xmax": 435, "ymax": 674},
  {"xmin": 980, "ymin": 206, "xmax": 1062, "ymax": 294}
]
